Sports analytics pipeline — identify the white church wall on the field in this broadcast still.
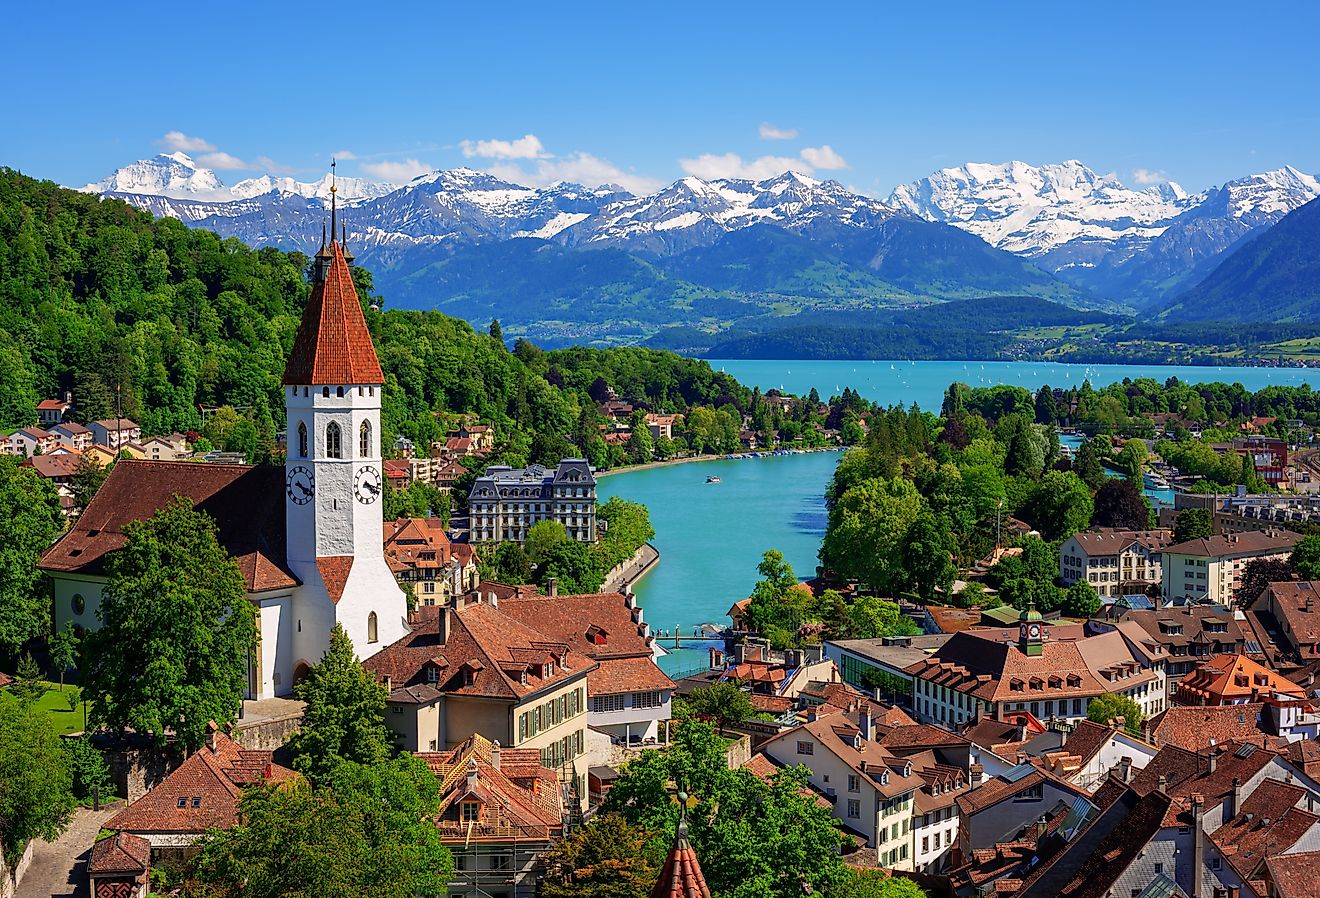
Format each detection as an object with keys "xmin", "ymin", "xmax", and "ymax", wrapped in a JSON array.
[
  {"xmin": 51, "ymin": 573, "xmax": 105, "ymax": 635},
  {"xmin": 256, "ymin": 595, "xmax": 294, "ymax": 699}
]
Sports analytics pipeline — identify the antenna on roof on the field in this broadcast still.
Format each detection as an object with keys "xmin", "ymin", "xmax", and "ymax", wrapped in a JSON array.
[{"xmin": 329, "ymin": 158, "xmax": 338, "ymax": 245}]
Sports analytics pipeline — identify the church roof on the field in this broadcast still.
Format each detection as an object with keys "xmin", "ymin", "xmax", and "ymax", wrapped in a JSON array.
[
  {"xmin": 38, "ymin": 460, "xmax": 298, "ymax": 593},
  {"xmin": 652, "ymin": 817, "xmax": 712, "ymax": 898},
  {"xmin": 282, "ymin": 241, "xmax": 383, "ymax": 386}
]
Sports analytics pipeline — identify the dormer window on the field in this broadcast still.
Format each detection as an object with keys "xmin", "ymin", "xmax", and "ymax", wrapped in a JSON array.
[
  {"xmin": 880, "ymin": 770, "xmax": 889, "ymax": 786},
  {"xmin": 543, "ymin": 663, "xmax": 553, "ymax": 678},
  {"xmin": 425, "ymin": 666, "xmax": 438, "ymax": 684},
  {"xmin": 460, "ymin": 801, "xmax": 480, "ymax": 822}
]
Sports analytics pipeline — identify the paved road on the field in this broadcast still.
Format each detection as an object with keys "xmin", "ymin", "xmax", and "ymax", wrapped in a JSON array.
[
  {"xmin": 602, "ymin": 543, "xmax": 659, "ymax": 593},
  {"xmin": 16, "ymin": 805, "xmax": 119, "ymax": 898}
]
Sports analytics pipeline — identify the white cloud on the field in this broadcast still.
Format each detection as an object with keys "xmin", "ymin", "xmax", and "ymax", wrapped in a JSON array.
[
  {"xmin": 679, "ymin": 152, "xmax": 811, "ymax": 181},
  {"xmin": 799, "ymin": 145, "xmax": 848, "ymax": 170},
  {"xmin": 486, "ymin": 152, "xmax": 662, "ymax": 196},
  {"xmin": 254, "ymin": 155, "xmax": 296, "ymax": 175},
  {"xmin": 1132, "ymin": 167, "xmax": 1168, "ymax": 185},
  {"xmin": 160, "ymin": 131, "xmax": 216, "ymax": 153},
  {"xmin": 330, "ymin": 150, "xmax": 357, "ymax": 160},
  {"xmin": 360, "ymin": 158, "xmax": 433, "ymax": 182},
  {"xmin": 198, "ymin": 151, "xmax": 249, "ymax": 170},
  {"xmin": 460, "ymin": 134, "xmax": 548, "ymax": 160},
  {"xmin": 759, "ymin": 122, "xmax": 799, "ymax": 141}
]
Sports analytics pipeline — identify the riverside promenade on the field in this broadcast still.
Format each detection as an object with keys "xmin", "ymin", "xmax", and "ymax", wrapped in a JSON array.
[{"xmin": 601, "ymin": 542, "xmax": 659, "ymax": 593}]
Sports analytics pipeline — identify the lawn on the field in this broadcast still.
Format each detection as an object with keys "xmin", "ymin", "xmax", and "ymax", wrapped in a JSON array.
[{"xmin": 0, "ymin": 680, "xmax": 88, "ymax": 735}]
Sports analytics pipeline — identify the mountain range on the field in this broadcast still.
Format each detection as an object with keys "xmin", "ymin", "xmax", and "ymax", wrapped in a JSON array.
[{"xmin": 77, "ymin": 153, "xmax": 1320, "ymax": 347}]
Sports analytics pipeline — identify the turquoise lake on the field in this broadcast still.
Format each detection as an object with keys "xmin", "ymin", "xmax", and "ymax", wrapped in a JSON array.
[{"xmin": 603, "ymin": 361, "xmax": 1320, "ymax": 674}]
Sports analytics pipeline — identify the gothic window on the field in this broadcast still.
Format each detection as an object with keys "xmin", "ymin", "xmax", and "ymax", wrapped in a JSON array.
[
  {"xmin": 359, "ymin": 420, "xmax": 371, "ymax": 458},
  {"xmin": 367, "ymin": 611, "xmax": 378, "ymax": 644},
  {"xmin": 298, "ymin": 422, "xmax": 308, "ymax": 458},
  {"xmin": 326, "ymin": 423, "xmax": 342, "ymax": 459}
]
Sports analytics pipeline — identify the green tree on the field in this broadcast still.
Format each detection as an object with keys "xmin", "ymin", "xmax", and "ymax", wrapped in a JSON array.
[
  {"xmin": 901, "ymin": 513, "xmax": 957, "ymax": 599},
  {"xmin": 1086, "ymin": 693, "xmax": 1144, "ymax": 732},
  {"xmin": 82, "ymin": 497, "xmax": 257, "ymax": 751},
  {"xmin": 186, "ymin": 756, "xmax": 452, "ymax": 898},
  {"xmin": 834, "ymin": 869, "xmax": 928, "ymax": 898},
  {"xmin": 488, "ymin": 319, "xmax": 504, "ymax": 345},
  {"xmin": 288, "ymin": 625, "xmax": 394, "ymax": 783},
  {"xmin": 1074, "ymin": 440, "xmax": 1105, "ymax": 489},
  {"xmin": 603, "ymin": 719, "xmax": 844, "ymax": 898},
  {"xmin": 1115, "ymin": 440, "xmax": 1148, "ymax": 480},
  {"xmin": 849, "ymin": 595, "xmax": 920, "ymax": 639},
  {"xmin": 70, "ymin": 455, "xmax": 110, "ymax": 516},
  {"xmin": 1173, "ymin": 508, "xmax": 1214, "ymax": 544},
  {"xmin": 680, "ymin": 683, "xmax": 758, "ymax": 737},
  {"xmin": 626, "ymin": 411, "xmax": 654, "ymax": 464},
  {"xmin": 540, "ymin": 539, "xmax": 605, "ymax": 594},
  {"xmin": 11, "ymin": 652, "xmax": 47, "ymax": 706},
  {"xmin": 489, "ymin": 541, "xmax": 532, "ymax": 584},
  {"xmin": 61, "ymin": 734, "xmax": 112, "ymax": 801},
  {"xmin": 1092, "ymin": 479, "xmax": 1151, "ymax": 530},
  {"xmin": 821, "ymin": 477, "xmax": 923, "ymax": 591},
  {"xmin": 1022, "ymin": 471, "xmax": 1094, "ymax": 541},
  {"xmin": 48, "ymin": 623, "xmax": 80, "ymax": 691},
  {"xmin": 0, "ymin": 702, "xmax": 76, "ymax": 858},
  {"xmin": 745, "ymin": 550, "xmax": 812, "ymax": 647},
  {"xmin": 537, "ymin": 813, "xmax": 658, "ymax": 898},
  {"xmin": 526, "ymin": 520, "xmax": 569, "ymax": 565},
  {"xmin": 0, "ymin": 457, "xmax": 65, "ymax": 655},
  {"xmin": 1291, "ymin": 535, "xmax": 1320, "ymax": 580},
  {"xmin": 1061, "ymin": 580, "xmax": 1101, "ymax": 618}
]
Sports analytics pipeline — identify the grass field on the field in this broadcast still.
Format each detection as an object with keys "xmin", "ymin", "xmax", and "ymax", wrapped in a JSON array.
[{"xmin": 0, "ymin": 680, "xmax": 88, "ymax": 735}]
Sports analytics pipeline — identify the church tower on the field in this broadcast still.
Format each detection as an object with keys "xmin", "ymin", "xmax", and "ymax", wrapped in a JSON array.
[{"xmin": 281, "ymin": 177, "xmax": 408, "ymax": 676}]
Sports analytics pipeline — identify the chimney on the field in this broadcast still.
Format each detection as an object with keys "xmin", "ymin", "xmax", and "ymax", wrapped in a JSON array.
[
  {"xmin": 547, "ymin": 577, "xmax": 558, "ymax": 598},
  {"xmin": 439, "ymin": 602, "xmax": 452, "ymax": 644},
  {"xmin": 1191, "ymin": 793, "xmax": 1205, "ymax": 898},
  {"xmin": 491, "ymin": 741, "xmax": 501, "ymax": 771},
  {"xmin": 466, "ymin": 759, "xmax": 478, "ymax": 793},
  {"xmin": 859, "ymin": 705, "xmax": 873, "ymax": 742},
  {"xmin": 1119, "ymin": 756, "xmax": 1133, "ymax": 784},
  {"xmin": 1157, "ymin": 774, "xmax": 1168, "ymax": 794},
  {"xmin": 709, "ymin": 648, "xmax": 724, "ymax": 670},
  {"xmin": 1208, "ymin": 750, "xmax": 1217, "ymax": 774},
  {"xmin": 205, "ymin": 721, "xmax": 218, "ymax": 753}
]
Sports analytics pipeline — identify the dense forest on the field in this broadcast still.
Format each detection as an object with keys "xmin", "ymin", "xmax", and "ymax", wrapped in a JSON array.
[{"xmin": 0, "ymin": 169, "xmax": 852, "ymax": 473}]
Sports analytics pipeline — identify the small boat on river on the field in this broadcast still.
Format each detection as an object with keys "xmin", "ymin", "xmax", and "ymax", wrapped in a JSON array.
[{"xmin": 706, "ymin": 475, "xmax": 721, "ymax": 483}]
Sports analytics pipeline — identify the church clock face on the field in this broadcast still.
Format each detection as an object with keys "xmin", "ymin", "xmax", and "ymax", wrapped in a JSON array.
[
  {"xmin": 354, "ymin": 465, "xmax": 381, "ymax": 504},
  {"xmin": 286, "ymin": 466, "xmax": 315, "ymax": 505}
]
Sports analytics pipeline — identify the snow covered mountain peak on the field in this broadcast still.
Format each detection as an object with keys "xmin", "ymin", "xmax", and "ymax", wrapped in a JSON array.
[{"xmin": 83, "ymin": 152, "xmax": 227, "ymax": 199}]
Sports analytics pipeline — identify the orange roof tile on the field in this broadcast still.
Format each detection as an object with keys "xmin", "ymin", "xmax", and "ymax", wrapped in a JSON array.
[
  {"xmin": 1176, "ymin": 654, "xmax": 1306, "ymax": 705},
  {"xmin": 589, "ymin": 657, "xmax": 675, "ymax": 697},
  {"xmin": 316, "ymin": 556, "xmax": 354, "ymax": 605},
  {"xmin": 652, "ymin": 820, "xmax": 712, "ymax": 898},
  {"xmin": 282, "ymin": 242, "xmax": 383, "ymax": 385}
]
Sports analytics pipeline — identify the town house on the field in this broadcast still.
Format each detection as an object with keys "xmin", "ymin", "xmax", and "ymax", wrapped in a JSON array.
[
  {"xmin": 383, "ymin": 516, "xmax": 480, "ymax": 606},
  {"xmin": 89, "ymin": 418, "xmax": 141, "ymax": 450},
  {"xmin": 1161, "ymin": 530, "xmax": 1301, "ymax": 605},
  {"xmin": 1059, "ymin": 528, "xmax": 1173, "ymax": 598}
]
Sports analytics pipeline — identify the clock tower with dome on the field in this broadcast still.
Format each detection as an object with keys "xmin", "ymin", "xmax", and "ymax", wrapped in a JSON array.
[
  {"xmin": 1018, "ymin": 602, "xmax": 1045, "ymax": 656},
  {"xmin": 281, "ymin": 179, "xmax": 408, "ymax": 679}
]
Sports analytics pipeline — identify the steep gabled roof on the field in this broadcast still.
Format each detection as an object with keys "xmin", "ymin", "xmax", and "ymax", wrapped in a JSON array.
[
  {"xmin": 1209, "ymin": 779, "xmax": 1318, "ymax": 882},
  {"xmin": 38, "ymin": 460, "xmax": 297, "ymax": 592},
  {"xmin": 1147, "ymin": 704, "xmax": 1266, "ymax": 751},
  {"xmin": 282, "ymin": 241, "xmax": 383, "ymax": 385},
  {"xmin": 88, "ymin": 830, "xmax": 150, "ymax": 875},
  {"xmin": 1266, "ymin": 851, "xmax": 1320, "ymax": 898}
]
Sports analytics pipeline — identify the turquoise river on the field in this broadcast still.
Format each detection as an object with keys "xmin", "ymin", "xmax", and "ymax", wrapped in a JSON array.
[{"xmin": 599, "ymin": 360, "xmax": 1320, "ymax": 675}]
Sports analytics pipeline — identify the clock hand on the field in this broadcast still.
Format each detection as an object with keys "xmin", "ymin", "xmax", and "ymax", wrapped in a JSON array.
[
  {"xmin": 366, "ymin": 481, "xmax": 380, "ymax": 494},
  {"xmin": 297, "ymin": 482, "xmax": 312, "ymax": 497}
]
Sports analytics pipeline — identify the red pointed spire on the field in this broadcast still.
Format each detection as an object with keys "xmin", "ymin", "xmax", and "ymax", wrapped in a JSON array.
[
  {"xmin": 651, "ymin": 800, "xmax": 711, "ymax": 898},
  {"xmin": 282, "ymin": 241, "xmax": 383, "ymax": 385}
]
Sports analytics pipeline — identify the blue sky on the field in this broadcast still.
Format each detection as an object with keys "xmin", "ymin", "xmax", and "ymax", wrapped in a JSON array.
[{"xmin": 7, "ymin": 1, "xmax": 1320, "ymax": 195}]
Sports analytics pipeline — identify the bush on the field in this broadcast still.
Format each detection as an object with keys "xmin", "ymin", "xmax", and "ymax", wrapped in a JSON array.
[{"xmin": 61, "ymin": 735, "xmax": 112, "ymax": 801}]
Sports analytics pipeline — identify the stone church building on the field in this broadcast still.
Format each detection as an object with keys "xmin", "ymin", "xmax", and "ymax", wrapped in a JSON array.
[{"xmin": 40, "ymin": 231, "xmax": 409, "ymax": 699}]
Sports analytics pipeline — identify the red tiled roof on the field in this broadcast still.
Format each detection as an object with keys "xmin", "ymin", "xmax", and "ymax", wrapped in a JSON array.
[
  {"xmin": 1210, "ymin": 779, "xmax": 1318, "ymax": 881},
  {"xmin": 316, "ymin": 556, "xmax": 354, "ymax": 605},
  {"xmin": 38, "ymin": 460, "xmax": 298, "ymax": 593},
  {"xmin": 37, "ymin": 399, "xmax": 69, "ymax": 410},
  {"xmin": 364, "ymin": 600, "xmax": 594, "ymax": 700},
  {"xmin": 419, "ymin": 733, "xmax": 562, "ymax": 841},
  {"xmin": 23, "ymin": 453, "xmax": 82, "ymax": 478},
  {"xmin": 1176, "ymin": 654, "xmax": 1306, "ymax": 705},
  {"xmin": 499, "ymin": 591, "xmax": 656, "ymax": 661},
  {"xmin": 88, "ymin": 831, "xmax": 150, "ymax": 875},
  {"xmin": 1164, "ymin": 530, "xmax": 1301, "ymax": 558},
  {"xmin": 589, "ymin": 657, "xmax": 675, "ymax": 697},
  {"xmin": 282, "ymin": 242, "xmax": 383, "ymax": 386},
  {"xmin": 1148, "ymin": 703, "xmax": 1265, "ymax": 751},
  {"xmin": 1266, "ymin": 851, "xmax": 1320, "ymax": 898},
  {"xmin": 106, "ymin": 729, "xmax": 298, "ymax": 835},
  {"xmin": 652, "ymin": 821, "xmax": 712, "ymax": 898}
]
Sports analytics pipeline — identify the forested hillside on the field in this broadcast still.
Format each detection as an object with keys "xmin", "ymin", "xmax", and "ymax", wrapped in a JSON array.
[{"xmin": 0, "ymin": 168, "xmax": 765, "ymax": 466}]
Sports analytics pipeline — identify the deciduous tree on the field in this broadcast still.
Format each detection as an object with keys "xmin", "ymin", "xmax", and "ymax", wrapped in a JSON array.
[
  {"xmin": 0, "ymin": 702, "xmax": 76, "ymax": 858},
  {"xmin": 0, "ymin": 457, "xmax": 65, "ymax": 656},
  {"xmin": 1086, "ymin": 693, "xmax": 1144, "ymax": 732},
  {"xmin": 679, "ymin": 683, "xmax": 758, "ymax": 737},
  {"xmin": 537, "ymin": 813, "xmax": 659, "ymax": 898},
  {"xmin": 1173, "ymin": 508, "xmax": 1214, "ymax": 543},
  {"xmin": 1092, "ymin": 479, "xmax": 1151, "ymax": 530},
  {"xmin": 82, "ymin": 497, "xmax": 256, "ymax": 751}
]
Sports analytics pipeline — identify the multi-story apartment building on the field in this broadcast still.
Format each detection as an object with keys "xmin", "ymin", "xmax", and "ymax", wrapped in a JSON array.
[
  {"xmin": 1094, "ymin": 603, "xmax": 1247, "ymax": 696},
  {"xmin": 468, "ymin": 459, "xmax": 597, "ymax": 544},
  {"xmin": 363, "ymin": 594, "xmax": 594, "ymax": 807},
  {"xmin": 1059, "ymin": 528, "xmax": 1173, "ymax": 598},
  {"xmin": 906, "ymin": 609, "xmax": 1168, "ymax": 729},
  {"xmin": 1160, "ymin": 530, "xmax": 1301, "ymax": 605}
]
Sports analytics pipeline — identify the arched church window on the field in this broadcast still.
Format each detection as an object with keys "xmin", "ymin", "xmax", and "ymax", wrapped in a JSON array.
[
  {"xmin": 337, "ymin": 386, "xmax": 345, "ymax": 398},
  {"xmin": 298, "ymin": 422, "xmax": 308, "ymax": 458},
  {"xmin": 359, "ymin": 420, "xmax": 371, "ymax": 458},
  {"xmin": 326, "ymin": 423, "xmax": 342, "ymax": 459},
  {"xmin": 322, "ymin": 387, "xmax": 330, "ymax": 398},
  {"xmin": 367, "ymin": 611, "xmax": 378, "ymax": 644}
]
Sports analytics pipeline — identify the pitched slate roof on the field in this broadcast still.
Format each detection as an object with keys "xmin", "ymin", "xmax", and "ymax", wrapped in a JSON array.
[
  {"xmin": 38, "ymin": 460, "xmax": 298, "ymax": 593},
  {"xmin": 363, "ymin": 600, "xmax": 594, "ymax": 700},
  {"xmin": 282, "ymin": 241, "xmax": 383, "ymax": 386},
  {"xmin": 105, "ymin": 728, "xmax": 298, "ymax": 835}
]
